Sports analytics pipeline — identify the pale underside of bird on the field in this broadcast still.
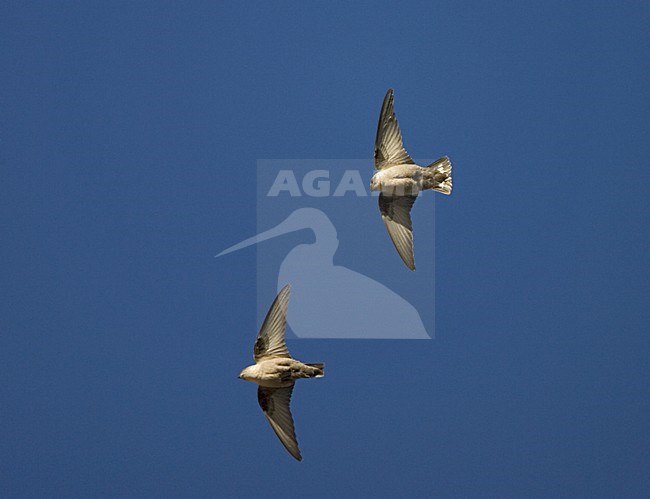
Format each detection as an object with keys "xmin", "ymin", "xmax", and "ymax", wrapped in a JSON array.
[
  {"xmin": 238, "ymin": 284, "xmax": 324, "ymax": 461},
  {"xmin": 370, "ymin": 88, "xmax": 453, "ymax": 270}
]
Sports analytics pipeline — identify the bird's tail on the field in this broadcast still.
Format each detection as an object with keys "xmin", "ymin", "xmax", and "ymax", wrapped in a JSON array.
[
  {"xmin": 426, "ymin": 156, "xmax": 452, "ymax": 195},
  {"xmin": 306, "ymin": 363, "xmax": 325, "ymax": 378}
]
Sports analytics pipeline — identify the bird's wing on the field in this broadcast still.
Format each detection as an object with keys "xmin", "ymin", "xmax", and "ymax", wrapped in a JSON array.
[
  {"xmin": 374, "ymin": 88, "xmax": 415, "ymax": 170},
  {"xmin": 257, "ymin": 384, "xmax": 302, "ymax": 461},
  {"xmin": 379, "ymin": 193, "xmax": 418, "ymax": 270},
  {"xmin": 254, "ymin": 285, "xmax": 291, "ymax": 362}
]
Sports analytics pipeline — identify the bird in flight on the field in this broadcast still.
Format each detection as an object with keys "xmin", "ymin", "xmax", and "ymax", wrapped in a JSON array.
[
  {"xmin": 238, "ymin": 284, "xmax": 325, "ymax": 461},
  {"xmin": 370, "ymin": 88, "xmax": 453, "ymax": 270}
]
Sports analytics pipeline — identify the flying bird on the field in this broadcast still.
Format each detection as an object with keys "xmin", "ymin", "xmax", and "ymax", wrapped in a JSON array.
[
  {"xmin": 370, "ymin": 88, "xmax": 453, "ymax": 270},
  {"xmin": 238, "ymin": 284, "xmax": 324, "ymax": 461}
]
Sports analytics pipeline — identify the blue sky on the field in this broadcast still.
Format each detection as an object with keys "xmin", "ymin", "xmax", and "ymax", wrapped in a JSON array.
[{"xmin": 1, "ymin": 1, "xmax": 649, "ymax": 496}]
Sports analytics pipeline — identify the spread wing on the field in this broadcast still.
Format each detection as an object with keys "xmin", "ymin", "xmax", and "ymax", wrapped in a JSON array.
[
  {"xmin": 374, "ymin": 88, "xmax": 414, "ymax": 170},
  {"xmin": 253, "ymin": 285, "xmax": 291, "ymax": 362},
  {"xmin": 379, "ymin": 194, "xmax": 417, "ymax": 271},
  {"xmin": 257, "ymin": 384, "xmax": 302, "ymax": 461}
]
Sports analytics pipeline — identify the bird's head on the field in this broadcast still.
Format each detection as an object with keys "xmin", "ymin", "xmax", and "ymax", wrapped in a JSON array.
[{"xmin": 238, "ymin": 365, "xmax": 255, "ymax": 382}]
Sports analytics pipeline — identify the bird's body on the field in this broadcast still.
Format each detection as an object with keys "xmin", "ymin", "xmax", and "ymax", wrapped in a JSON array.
[
  {"xmin": 371, "ymin": 88, "xmax": 452, "ymax": 270},
  {"xmin": 240, "ymin": 358, "xmax": 324, "ymax": 388},
  {"xmin": 238, "ymin": 284, "xmax": 324, "ymax": 461},
  {"xmin": 370, "ymin": 161, "xmax": 451, "ymax": 196}
]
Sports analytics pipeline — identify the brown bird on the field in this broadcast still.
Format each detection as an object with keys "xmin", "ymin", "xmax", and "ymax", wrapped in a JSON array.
[
  {"xmin": 370, "ymin": 88, "xmax": 453, "ymax": 270},
  {"xmin": 238, "ymin": 284, "xmax": 324, "ymax": 460}
]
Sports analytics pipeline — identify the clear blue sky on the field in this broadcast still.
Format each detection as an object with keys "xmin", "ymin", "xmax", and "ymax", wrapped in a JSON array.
[{"xmin": 1, "ymin": 1, "xmax": 649, "ymax": 497}]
